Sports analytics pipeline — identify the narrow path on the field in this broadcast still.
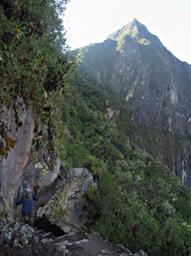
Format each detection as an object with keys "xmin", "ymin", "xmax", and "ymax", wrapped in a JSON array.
[{"xmin": 33, "ymin": 227, "xmax": 132, "ymax": 256}]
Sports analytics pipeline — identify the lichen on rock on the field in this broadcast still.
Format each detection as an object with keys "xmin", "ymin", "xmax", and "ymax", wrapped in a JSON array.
[{"xmin": 38, "ymin": 168, "xmax": 96, "ymax": 230}]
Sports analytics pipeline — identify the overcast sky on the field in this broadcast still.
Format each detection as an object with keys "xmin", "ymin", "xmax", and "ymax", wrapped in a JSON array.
[{"xmin": 64, "ymin": 0, "xmax": 191, "ymax": 63}]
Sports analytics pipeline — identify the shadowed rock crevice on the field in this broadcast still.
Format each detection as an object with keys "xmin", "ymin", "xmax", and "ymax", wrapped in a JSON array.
[{"xmin": 35, "ymin": 215, "xmax": 65, "ymax": 237}]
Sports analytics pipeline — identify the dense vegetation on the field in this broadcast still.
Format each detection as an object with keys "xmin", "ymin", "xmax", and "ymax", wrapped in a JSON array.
[
  {"xmin": 0, "ymin": 0, "xmax": 70, "ymax": 113},
  {"xmin": 54, "ymin": 74, "xmax": 191, "ymax": 255},
  {"xmin": 0, "ymin": 0, "xmax": 71, "ymax": 160}
]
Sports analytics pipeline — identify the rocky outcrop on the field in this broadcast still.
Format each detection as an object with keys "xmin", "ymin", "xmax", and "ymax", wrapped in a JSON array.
[
  {"xmin": 0, "ymin": 101, "xmax": 35, "ymax": 204},
  {"xmin": 38, "ymin": 168, "xmax": 96, "ymax": 230},
  {"xmin": 0, "ymin": 99, "xmax": 63, "ymax": 219},
  {"xmin": 0, "ymin": 221, "xmax": 147, "ymax": 256}
]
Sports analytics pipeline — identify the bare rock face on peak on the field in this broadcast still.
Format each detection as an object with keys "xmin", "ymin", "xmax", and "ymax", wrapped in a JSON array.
[{"xmin": 75, "ymin": 19, "xmax": 191, "ymax": 187}]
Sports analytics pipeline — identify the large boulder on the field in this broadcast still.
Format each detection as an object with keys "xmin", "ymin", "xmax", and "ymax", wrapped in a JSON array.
[{"xmin": 38, "ymin": 168, "xmax": 96, "ymax": 229}]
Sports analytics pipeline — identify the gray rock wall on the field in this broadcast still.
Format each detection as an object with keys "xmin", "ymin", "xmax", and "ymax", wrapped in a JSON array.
[{"xmin": 0, "ymin": 102, "xmax": 35, "ymax": 203}]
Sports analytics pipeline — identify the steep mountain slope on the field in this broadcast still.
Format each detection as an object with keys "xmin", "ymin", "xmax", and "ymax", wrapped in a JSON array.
[
  {"xmin": 54, "ymin": 76, "xmax": 191, "ymax": 255},
  {"xmin": 75, "ymin": 19, "xmax": 191, "ymax": 186}
]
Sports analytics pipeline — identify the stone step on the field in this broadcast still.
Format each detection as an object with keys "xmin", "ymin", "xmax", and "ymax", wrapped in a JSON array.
[
  {"xmin": 74, "ymin": 239, "xmax": 89, "ymax": 245},
  {"xmin": 41, "ymin": 232, "xmax": 53, "ymax": 238},
  {"xmin": 55, "ymin": 240, "xmax": 72, "ymax": 247},
  {"xmin": 35, "ymin": 229, "xmax": 44, "ymax": 235},
  {"xmin": 53, "ymin": 234, "xmax": 68, "ymax": 242}
]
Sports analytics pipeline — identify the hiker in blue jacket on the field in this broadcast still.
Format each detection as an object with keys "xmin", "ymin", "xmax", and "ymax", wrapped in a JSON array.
[{"xmin": 15, "ymin": 187, "xmax": 38, "ymax": 225}]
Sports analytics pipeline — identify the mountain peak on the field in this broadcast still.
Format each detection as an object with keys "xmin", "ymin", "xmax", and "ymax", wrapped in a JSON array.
[
  {"xmin": 107, "ymin": 19, "xmax": 149, "ymax": 41},
  {"xmin": 130, "ymin": 18, "xmax": 142, "ymax": 26},
  {"xmin": 107, "ymin": 19, "xmax": 163, "ymax": 49}
]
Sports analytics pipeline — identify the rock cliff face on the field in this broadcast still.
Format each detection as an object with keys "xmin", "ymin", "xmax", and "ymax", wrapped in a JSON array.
[
  {"xmin": 0, "ymin": 100, "xmax": 60, "ymax": 210},
  {"xmin": 75, "ymin": 19, "xmax": 191, "ymax": 186},
  {"xmin": 0, "ymin": 102, "xmax": 35, "ymax": 204}
]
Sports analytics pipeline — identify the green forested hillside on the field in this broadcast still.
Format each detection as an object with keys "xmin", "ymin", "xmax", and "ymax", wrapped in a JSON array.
[
  {"xmin": 53, "ymin": 74, "xmax": 191, "ymax": 255},
  {"xmin": 0, "ymin": 0, "xmax": 70, "ymax": 112}
]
